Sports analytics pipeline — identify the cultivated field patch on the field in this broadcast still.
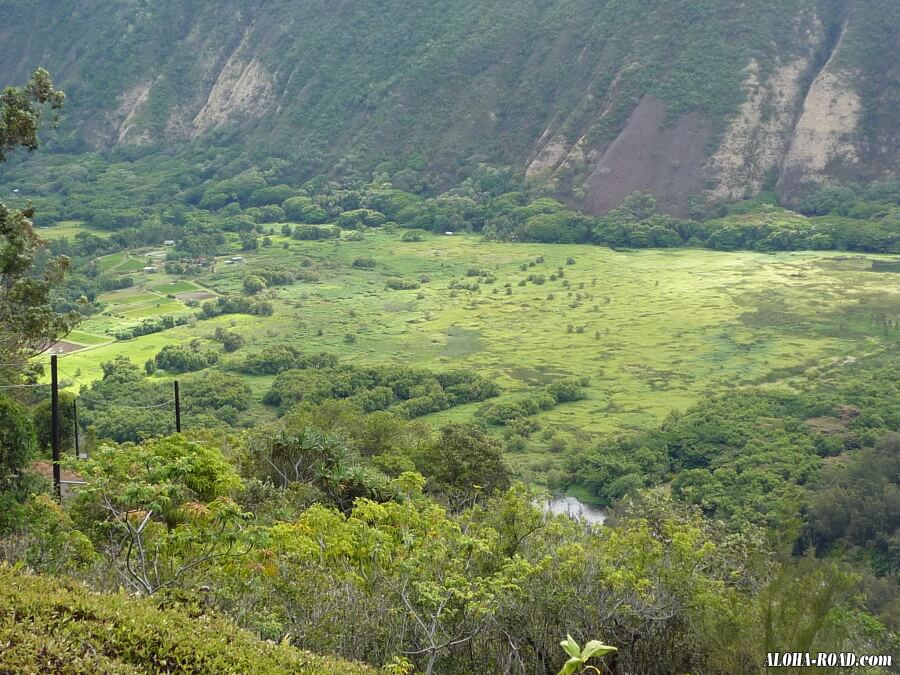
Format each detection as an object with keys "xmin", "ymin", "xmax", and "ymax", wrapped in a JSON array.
[
  {"xmin": 66, "ymin": 330, "xmax": 111, "ymax": 346},
  {"xmin": 176, "ymin": 290, "xmax": 216, "ymax": 301},
  {"xmin": 153, "ymin": 281, "xmax": 202, "ymax": 294},
  {"xmin": 46, "ymin": 340, "xmax": 85, "ymax": 355}
]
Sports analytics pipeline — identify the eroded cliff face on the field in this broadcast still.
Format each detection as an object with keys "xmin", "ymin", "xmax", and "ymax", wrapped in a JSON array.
[
  {"xmin": 190, "ymin": 57, "xmax": 274, "ymax": 138},
  {"xmin": 102, "ymin": 19, "xmax": 276, "ymax": 146},
  {"xmin": 0, "ymin": 0, "xmax": 895, "ymax": 210},
  {"xmin": 521, "ymin": 4, "xmax": 898, "ymax": 213},
  {"xmin": 582, "ymin": 96, "xmax": 713, "ymax": 215},
  {"xmin": 706, "ymin": 56, "xmax": 814, "ymax": 203},
  {"xmin": 776, "ymin": 19, "xmax": 863, "ymax": 200}
]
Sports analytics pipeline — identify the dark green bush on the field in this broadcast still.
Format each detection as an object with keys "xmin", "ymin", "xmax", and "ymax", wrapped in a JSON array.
[
  {"xmin": 0, "ymin": 396, "xmax": 36, "ymax": 480},
  {"xmin": 291, "ymin": 224, "xmax": 337, "ymax": 240},
  {"xmin": 149, "ymin": 344, "xmax": 218, "ymax": 374},
  {"xmin": 385, "ymin": 277, "xmax": 420, "ymax": 290}
]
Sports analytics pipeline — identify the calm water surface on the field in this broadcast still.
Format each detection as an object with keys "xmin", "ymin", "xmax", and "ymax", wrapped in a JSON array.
[{"xmin": 542, "ymin": 496, "xmax": 608, "ymax": 525}]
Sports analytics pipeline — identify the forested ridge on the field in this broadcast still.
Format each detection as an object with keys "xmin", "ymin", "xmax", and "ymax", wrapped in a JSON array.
[
  {"xmin": 0, "ymin": 4, "xmax": 898, "ymax": 671},
  {"xmin": 0, "ymin": 0, "xmax": 898, "ymax": 211}
]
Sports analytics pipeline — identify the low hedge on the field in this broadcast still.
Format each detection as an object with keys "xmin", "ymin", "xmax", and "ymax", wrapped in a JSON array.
[{"xmin": 0, "ymin": 565, "xmax": 377, "ymax": 673}]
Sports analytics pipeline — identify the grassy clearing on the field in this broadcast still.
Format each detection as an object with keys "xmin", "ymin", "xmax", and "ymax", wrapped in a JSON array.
[
  {"xmin": 42, "ymin": 327, "xmax": 206, "ymax": 385},
  {"xmin": 66, "ymin": 330, "xmax": 112, "ymax": 346},
  {"xmin": 121, "ymin": 300, "xmax": 186, "ymax": 318},
  {"xmin": 37, "ymin": 220, "xmax": 110, "ymax": 239},
  {"xmin": 229, "ymin": 232, "xmax": 895, "ymax": 437},
  {"xmin": 98, "ymin": 290, "xmax": 161, "ymax": 304},
  {"xmin": 53, "ymin": 229, "xmax": 899, "ymax": 479},
  {"xmin": 97, "ymin": 251, "xmax": 126, "ymax": 271},
  {"xmin": 152, "ymin": 280, "xmax": 201, "ymax": 294},
  {"xmin": 117, "ymin": 257, "xmax": 153, "ymax": 272}
]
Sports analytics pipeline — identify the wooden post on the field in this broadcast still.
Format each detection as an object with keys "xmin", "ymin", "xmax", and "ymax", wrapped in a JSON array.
[
  {"xmin": 73, "ymin": 399, "xmax": 80, "ymax": 458},
  {"xmin": 51, "ymin": 355, "xmax": 60, "ymax": 498},
  {"xmin": 174, "ymin": 380, "xmax": 181, "ymax": 433}
]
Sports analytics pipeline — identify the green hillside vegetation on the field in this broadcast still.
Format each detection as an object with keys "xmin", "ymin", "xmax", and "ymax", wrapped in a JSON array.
[
  {"xmin": 2, "ymin": 431, "xmax": 893, "ymax": 673},
  {"xmin": 569, "ymin": 349, "xmax": 900, "ymax": 533},
  {"xmin": 0, "ymin": 565, "xmax": 375, "ymax": 674},
  {"xmin": 0, "ymin": 0, "xmax": 818, "ymax": 166},
  {"xmin": 2, "ymin": 0, "xmax": 898, "ymax": 200}
]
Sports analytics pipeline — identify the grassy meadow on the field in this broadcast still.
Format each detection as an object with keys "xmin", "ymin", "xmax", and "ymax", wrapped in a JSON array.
[
  {"xmin": 36, "ymin": 220, "xmax": 111, "ymax": 240},
  {"xmin": 42, "ymin": 225, "xmax": 899, "ymax": 482}
]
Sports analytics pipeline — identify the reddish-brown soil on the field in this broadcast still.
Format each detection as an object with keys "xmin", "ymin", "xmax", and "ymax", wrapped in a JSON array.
[
  {"xmin": 27, "ymin": 460, "xmax": 83, "ymax": 483},
  {"xmin": 27, "ymin": 461, "xmax": 84, "ymax": 499},
  {"xmin": 46, "ymin": 340, "xmax": 84, "ymax": 355},
  {"xmin": 176, "ymin": 290, "xmax": 217, "ymax": 301},
  {"xmin": 806, "ymin": 404, "xmax": 861, "ymax": 436},
  {"xmin": 584, "ymin": 96, "xmax": 713, "ymax": 215}
]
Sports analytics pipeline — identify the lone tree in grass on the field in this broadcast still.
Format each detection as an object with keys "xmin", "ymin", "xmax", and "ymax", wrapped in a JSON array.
[
  {"xmin": 420, "ymin": 423, "xmax": 511, "ymax": 510},
  {"xmin": 242, "ymin": 274, "xmax": 267, "ymax": 295}
]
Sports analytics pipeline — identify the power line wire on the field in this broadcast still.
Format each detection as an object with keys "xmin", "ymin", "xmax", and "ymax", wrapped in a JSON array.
[
  {"xmin": 74, "ymin": 393, "xmax": 171, "ymax": 410},
  {"xmin": 58, "ymin": 367, "xmax": 173, "ymax": 410}
]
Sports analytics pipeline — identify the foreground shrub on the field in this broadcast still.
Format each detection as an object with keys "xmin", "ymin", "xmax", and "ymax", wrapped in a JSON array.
[
  {"xmin": 0, "ymin": 395, "xmax": 36, "ymax": 481},
  {"xmin": 0, "ymin": 565, "xmax": 374, "ymax": 674}
]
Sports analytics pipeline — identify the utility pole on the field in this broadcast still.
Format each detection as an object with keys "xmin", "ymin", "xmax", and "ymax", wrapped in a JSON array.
[
  {"xmin": 51, "ymin": 354, "xmax": 60, "ymax": 498},
  {"xmin": 73, "ymin": 399, "xmax": 80, "ymax": 458},
  {"xmin": 174, "ymin": 380, "xmax": 181, "ymax": 433}
]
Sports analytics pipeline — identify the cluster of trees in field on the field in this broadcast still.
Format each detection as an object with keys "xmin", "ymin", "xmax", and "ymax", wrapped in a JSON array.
[
  {"xmin": 232, "ymin": 345, "xmax": 338, "ymax": 375},
  {"xmin": 290, "ymin": 224, "xmax": 340, "ymax": 240},
  {"xmin": 262, "ymin": 357, "xmax": 500, "ymax": 418},
  {"xmin": 145, "ymin": 341, "xmax": 219, "ymax": 374},
  {"xmin": 70, "ymin": 356, "xmax": 254, "ymax": 441},
  {"xmin": 112, "ymin": 314, "xmax": 190, "ymax": 341},
  {"xmin": 477, "ymin": 376, "xmax": 589, "ymax": 426},
  {"xmin": 17, "ymin": 346, "xmax": 507, "ymax": 444},
  {"xmin": 211, "ymin": 326, "xmax": 245, "ymax": 352},
  {"xmin": 481, "ymin": 189, "xmax": 900, "ymax": 253},
  {"xmin": 197, "ymin": 294, "xmax": 274, "ymax": 319},
  {"xmin": 250, "ymin": 266, "xmax": 315, "ymax": 288}
]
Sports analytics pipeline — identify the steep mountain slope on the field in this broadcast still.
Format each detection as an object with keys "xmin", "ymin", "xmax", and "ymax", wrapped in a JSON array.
[{"xmin": 0, "ymin": 0, "xmax": 896, "ymax": 212}]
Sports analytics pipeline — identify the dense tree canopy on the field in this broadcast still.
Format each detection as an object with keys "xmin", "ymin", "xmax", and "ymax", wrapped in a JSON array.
[
  {"xmin": 0, "ymin": 68, "xmax": 64, "ymax": 162},
  {"xmin": 0, "ymin": 70, "xmax": 76, "ymax": 365}
]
